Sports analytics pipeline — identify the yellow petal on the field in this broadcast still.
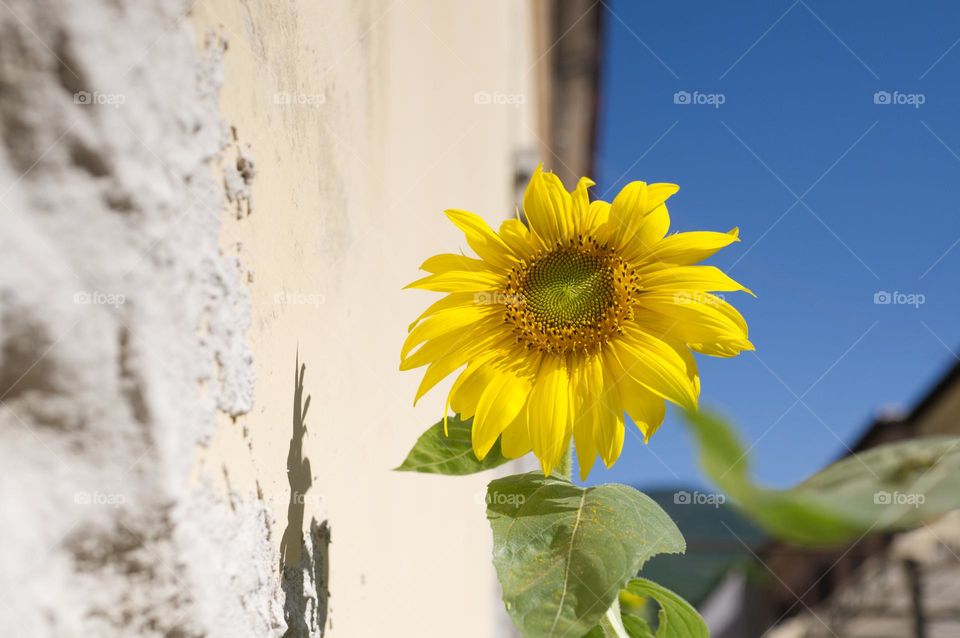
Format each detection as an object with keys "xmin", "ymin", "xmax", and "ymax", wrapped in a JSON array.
[
  {"xmin": 570, "ymin": 176, "xmax": 595, "ymax": 231},
  {"xmin": 640, "ymin": 265, "xmax": 754, "ymax": 296},
  {"xmin": 583, "ymin": 199, "xmax": 610, "ymax": 233},
  {"xmin": 442, "ymin": 357, "xmax": 487, "ymax": 434},
  {"xmin": 646, "ymin": 228, "xmax": 740, "ymax": 266},
  {"xmin": 630, "ymin": 391, "xmax": 666, "ymax": 442},
  {"xmin": 690, "ymin": 341, "xmax": 755, "ymax": 357},
  {"xmin": 407, "ymin": 327, "xmax": 507, "ymax": 404},
  {"xmin": 612, "ymin": 328, "xmax": 699, "ymax": 411},
  {"xmin": 501, "ymin": 413, "xmax": 533, "ymax": 458},
  {"xmin": 526, "ymin": 356, "xmax": 573, "ymax": 475},
  {"xmin": 498, "ymin": 218, "xmax": 536, "ymax": 260},
  {"xmin": 405, "ymin": 269, "xmax": 504, "ymax": 293},
  {"xmin": 595, "ymin": 396, "xmax": 625, "ymax": 468},
  {"xmin": 420, "ymin": 253, "xmax": 494, "ymax": 274},
  {"xmin": 444, "ymin": 209, "xmax": 517, "ymax": 270},
  {"xmin": 401, "ymin": 317, "xmax": 498, "ymax": 371},
  {"xmin": 641, "ymin": 290, "xmax": 747, "ymax": 331},
  {"xmin": 639, "ymin": 313, "xmax": 754, "ymax": 358},
  {"xmin": 572, "ymin": 354, "xmax": 603, "ymax": 480},
  {"xmin": 621, "ymin": 204, "xmax": 671, "ymax": 261},
  {"xmin": 662, "ymin": 335, "xmax": 700, "ymax": 397},
  {"xmin": 472, "ymin": 371, "xmax": 531, "ymax": 459},
  {"xmin": 635, "ymin": 291, "xmax": 752, "ymax": 355},
  {"xmin": 601, "ymin": 347, "xmax": 666, "ymax": 443},
  {"xmin": 523, "ymin": 165, "xmax": 573, "ymax": 245},
  {"xmin": 401, "ymin": 304, "xmax": 496, "ymax": 360},
  {"xmin": 605, "ymin": 181, "xmax": 678, "ymax": 249},
  {"xmin": 407, "ymin": 292, "xmax": 476, "ymax": 332},
  {"xmin": 573, "ymin": 410, "xmax": 599, "ymax": 480}
]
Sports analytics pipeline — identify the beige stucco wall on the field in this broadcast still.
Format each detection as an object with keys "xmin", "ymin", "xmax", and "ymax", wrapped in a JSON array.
[{"xmin": 190, "ymin": 2, "xmax": 542, "ymax": 635}]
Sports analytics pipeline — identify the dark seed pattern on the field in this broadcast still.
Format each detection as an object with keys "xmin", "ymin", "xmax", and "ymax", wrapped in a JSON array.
[{"xmin": 502, "ymin": 236, "xmax": 640, "ymax": 355}]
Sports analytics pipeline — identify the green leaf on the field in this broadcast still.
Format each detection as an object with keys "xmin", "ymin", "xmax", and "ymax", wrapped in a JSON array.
[
  {"xmin": 583, "ymin": 598, "xmax": 632, "ymax": 638},
  {"xmin": 601, "ymin": 604, "xmax": 631, "ymax": 638},
  {"xmin": 685, "ymin": 409, "xmax": 960, "ymax": 546},
  {"xmin": 622, "ymin": 616, "xmax": 657, "ymax": 638},
  {"xmin": 582, "ymin": 616, "xmax": 656, "ymax": 638},
  {"xmin": 487, "ymin": 473, "xmax": 685, "ymax": 638},
  {"xmin": 394, "ymin": 415, "xmax": 510, "ymax": 475},
  {"xmin": 624, "ymin": 578, "xmax": 708, "ymax": 638}
]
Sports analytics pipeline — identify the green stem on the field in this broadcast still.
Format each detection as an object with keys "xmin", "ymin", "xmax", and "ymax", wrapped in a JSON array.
[
  {"xmin": 599, "ymin": 597, "xmax": 629, "ymax": 638},
  {"xmin": 555, "ymin": 440, "xmax": 575, "ymax": 481}
]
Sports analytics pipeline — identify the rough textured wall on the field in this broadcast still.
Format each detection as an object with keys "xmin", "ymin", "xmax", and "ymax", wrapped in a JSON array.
[
  {"xmin": 189, "ymin": 1, "xmax": 544, "ymax": 636},
  {"xmin": 0, "ymin": 0, "xmax": 281, "ymax": 635},
  {"xmin": 0, "ymin": 0, "xmax": 543, "ymax": 635}
]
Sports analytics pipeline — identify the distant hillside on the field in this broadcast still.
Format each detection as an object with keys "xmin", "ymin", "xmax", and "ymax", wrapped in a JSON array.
[{"xmin": 637, "ymin": 487, "xmax": 766, "ymax": 607}]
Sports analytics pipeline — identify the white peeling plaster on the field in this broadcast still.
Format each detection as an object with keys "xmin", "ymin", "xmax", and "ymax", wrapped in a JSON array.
[{"xmin": 0, "ymin": 1, "xmax": 280, "ymax": 635}]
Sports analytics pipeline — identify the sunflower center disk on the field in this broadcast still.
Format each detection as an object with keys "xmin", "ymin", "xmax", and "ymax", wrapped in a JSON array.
[
  {"xmin": 524, "ymin": 250, "xmax": 612, "ymax": 328},
  {"xmin": 503, "ymin": 242, "xmax": 638, "ymax": 355}
]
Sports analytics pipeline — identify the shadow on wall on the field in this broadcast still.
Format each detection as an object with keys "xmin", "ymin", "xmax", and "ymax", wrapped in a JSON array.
[{"xmin": 279, "ymin": 353, "xmax": 331, "ymax": 638}]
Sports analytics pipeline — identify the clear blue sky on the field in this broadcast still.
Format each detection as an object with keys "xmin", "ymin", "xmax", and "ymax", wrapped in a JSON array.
[{"xmin": 584, "ymin": 0, "xmax": 960, "ymax": 489}]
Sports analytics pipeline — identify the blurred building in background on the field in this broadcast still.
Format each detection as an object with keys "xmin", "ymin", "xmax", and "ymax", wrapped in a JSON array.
[{"xmin": 696, "ymin": 362, "xmax": 960, "ymax": 638}]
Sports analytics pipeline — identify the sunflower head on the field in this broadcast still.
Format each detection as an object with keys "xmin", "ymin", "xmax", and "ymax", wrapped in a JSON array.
[{"xmin": 402, "ymin": 166, "xmax": 753, "ymax": 479}]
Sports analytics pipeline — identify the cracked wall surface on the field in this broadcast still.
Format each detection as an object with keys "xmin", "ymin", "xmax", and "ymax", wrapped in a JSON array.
[{"xmin": 1, "ymin": 1, "xmax": 543, "ymax": 636}]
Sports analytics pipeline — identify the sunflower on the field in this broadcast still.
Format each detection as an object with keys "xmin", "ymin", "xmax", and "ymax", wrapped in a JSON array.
[{"xmin": 401, "ymin": 167, "xmax": 753, "ymax": 479}]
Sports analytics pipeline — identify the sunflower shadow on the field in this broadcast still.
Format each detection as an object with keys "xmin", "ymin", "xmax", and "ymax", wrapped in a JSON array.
[
  {"xmin": 486, "ymin": 476, "xmax": 583, "ymax": 518},
  {"xmin": 279, "ymin": 353, "xmax": 330, "ymax": 638}
]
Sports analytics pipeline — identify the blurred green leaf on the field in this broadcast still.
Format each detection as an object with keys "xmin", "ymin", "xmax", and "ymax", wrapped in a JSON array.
[
  {"xmin": 597, "ymin": 599, "xmax": 631, "ymax": 638},
  {"xmin": 622, "ymin": 616, "xmax": 657, "ymax": 638},
  {"xmin": 624, "ymin": 578, "xmax": 708, "ymax": 637},
  {"xmin": 487, "ymin": 473, "xmax": 685, "ymax": 638},
  {"xmin": 394, "ymin": 415, "xmax": 509, "ymax": 475},
  {"xmin": 685, "ymin": 410, "xmax": 960, "ymax": 546},
  {"xmin": 582, "ymin": 579, "xmax": 698, "ymax": 638}
]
